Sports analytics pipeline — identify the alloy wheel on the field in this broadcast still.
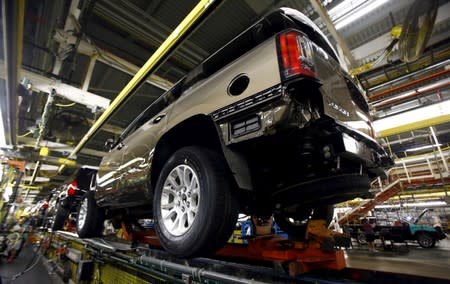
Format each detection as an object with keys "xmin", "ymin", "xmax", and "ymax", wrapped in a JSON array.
[
  {"xmin": 160, "ymin": 164, "xmax": 200, "ymax": 236},
  {"xmin": 78, "ymin": 198, "xmax": 88, "ymax": 229}
]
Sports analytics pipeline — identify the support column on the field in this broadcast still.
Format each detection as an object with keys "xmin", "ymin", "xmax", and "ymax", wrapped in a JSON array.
[{"xmin": 309, "ymin": 0, "xmax": 357, "ymax": 69}]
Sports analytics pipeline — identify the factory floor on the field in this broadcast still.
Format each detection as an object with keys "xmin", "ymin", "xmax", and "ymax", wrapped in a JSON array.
[
  {"xmin": 0, "ymin": 237, "xmax": 449, "ymax": 283},
  {"xmin": 345, "ymin": 237, "xmax": 450, "ymax": 281},
  {"xmin": 0, "ymin": 245, "xmax": 62, "ymax": 284}
]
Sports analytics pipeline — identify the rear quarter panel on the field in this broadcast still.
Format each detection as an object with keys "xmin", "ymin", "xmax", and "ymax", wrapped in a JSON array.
[{"xmin": 166, "ymin": 38, "xmax": 281, "ymax": 130}]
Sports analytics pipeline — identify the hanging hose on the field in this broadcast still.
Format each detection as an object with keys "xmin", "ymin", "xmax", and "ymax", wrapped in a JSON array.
[
  {"xmin": 17, "ymin": 130, "xmax": 33, "ymax": 137},
  {"xmin": 35, "ymin": 88, "xmax": 56, "ymax": 149},
  {"xmin": 0, "ymin": 227, "xmax": 45, "ymax": 281}
]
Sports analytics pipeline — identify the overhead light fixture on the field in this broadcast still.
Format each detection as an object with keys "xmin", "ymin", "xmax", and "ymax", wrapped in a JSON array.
[
  {"xmin": 328, "ymin": 0, "xmax": 366, "ymax": 20},
  {"xmin": 375, "ymin": 201, "xmax": 447, "ymax": 209},
  {"xmin": 328, "ymin": 0, "xmax": 389, "ymax": 30}
]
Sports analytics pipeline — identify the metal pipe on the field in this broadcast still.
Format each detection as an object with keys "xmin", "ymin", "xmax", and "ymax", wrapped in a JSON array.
[
  {"xmin": 139, "ymin": 255, "xmax": 264, "ymax": 284},
  {"xmin": 372, "ymin": 80, "xmax": 450, "ymax": 108},
  {"xmin": 370, "ymin": 68, "xmax": 450, "ymax": 101},
  {"xmin": 1, "ymin": 0, "xmax": 25, "ymax": 146},
  {"xmin": 402, "ymin": 161, "xmax": 411, "ymax": 183},
  {"xmin": 53, "ymin": 30, "xmax": 172, "ymax": 91},
  {"xmin": 8, "ymin": 172, "xmax": 24, "ymax": 204},
  {"xmin": 309, "ymin": 0, "xmax": 357, "ymax": 69},
  {"xmin": 59, "ymin": 0, "xmax": 220, "ymax": 173},
  {"xmin": 94, "ymin": 1, "xmax": 207, "ymax": 66},
  {"xmin": 35, "ymin": 88, "xmax": 56, "ymax": 149},
  {"xmin": 368, "ymin": 58, "xmax": 450, "ymax": 93},
  {"xmin": 81, "ymin": 55, "xmax": 97, "ymax": 91},
  {"xmin": 426, "ymin": 158, "xmax": 433, "ymax": 175},
  {"xmin": 430, "ymin": 126, "xmax": 449, "ymax": 172},
  {"xmin": 29, "ymin": 161, "xmax": 41, "ymax": 185},
  {"xmin": 30, "ymin": 88, "xmax": 56, "ymax": 185},
  {"xmin": 120, "ymin": 0, "xmax": 209, "ymax": 59}
]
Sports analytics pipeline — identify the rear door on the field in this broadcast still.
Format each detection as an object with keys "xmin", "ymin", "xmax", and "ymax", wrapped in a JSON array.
[
  {"xmin": 96, "ymin": 131, "xmax": 132, "ymax": 206},
  {"xmin": 115, "ymin": 103, "xmax": 173, "ymax": 207}
]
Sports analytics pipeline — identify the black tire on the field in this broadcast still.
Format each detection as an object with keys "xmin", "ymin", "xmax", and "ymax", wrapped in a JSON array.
[
  {"xmin": 76, "ymin": 191, "xmax": 105, "ymax": 238},
  {"xmin": 154, "ymin": 146, "xmax": 239, "ymax": 258},
  {"xmin": 275, "ymin": 205, "xmax": 333, "ymax": 239},
  {"xmin": 416, "ymin": 232, "xmax": 436, "ymax": 248},
  {"xmin": 52, "ymin": 204, "xmax": 69, "ymax": 231}
]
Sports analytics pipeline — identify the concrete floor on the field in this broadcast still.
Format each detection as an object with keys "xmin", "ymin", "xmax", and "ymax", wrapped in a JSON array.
[
  {"xmin": 0, "ymin": 245, "xmax": 62, "ymax": 284},
  {"xmin": 345, "ymin": 237, "xmax": 450, "ymax": 281}
]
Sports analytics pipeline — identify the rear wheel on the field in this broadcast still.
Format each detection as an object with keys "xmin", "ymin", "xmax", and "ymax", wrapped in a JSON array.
[
  {"xmin": 416, "ymin": 232, "xmax": 436, "ymax": 248},
  {"xmin": 76, "ymin": 191, "xmax": 105, "ymax": 238},
  {"xmin": 154, "ymin": 146, "xmax": 239, "ymax": 258}
]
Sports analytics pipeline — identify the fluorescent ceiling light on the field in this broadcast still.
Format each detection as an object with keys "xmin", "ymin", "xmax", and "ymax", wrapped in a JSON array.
[
  {"xmin": 375, "ymin": 201, "xmax": 447, "ymax": 208},
  {"xmin": 328, "ymin": 0, "xmax": 389, "ymax": 30},
  {"xmin": 328, "ymin": 0, "xmax": 366, "ymax": 20}
]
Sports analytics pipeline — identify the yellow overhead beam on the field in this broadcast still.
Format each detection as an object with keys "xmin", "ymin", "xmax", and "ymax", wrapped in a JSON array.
[
  {"xmin": 59, "ymin": 0, "xmax": 217, "ymax": 173},
  {"xmin": 374, "ymin": 100, "xmax": 450, "ymax": 137},
  {"xmin": 7, "ymin": 184, "xmax": 42, "ymax": 190},
  {"xmin": 378, "ymin": 114, "xmax": 450, "ymax": 137}
]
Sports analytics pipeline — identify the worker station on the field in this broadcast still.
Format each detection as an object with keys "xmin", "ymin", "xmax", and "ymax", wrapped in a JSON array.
[{"xmin": 0, "ymin": 0, "xmax": 449, "ymax": 283}]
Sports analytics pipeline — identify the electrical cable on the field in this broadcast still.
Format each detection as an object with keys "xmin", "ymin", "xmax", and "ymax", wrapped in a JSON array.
[
  {"xmin": 1, "ymin": 248, "xmax": 42, "ymax": 281},
  {"xmin": 0, "ymin": 228, "xmax": 45, "ymax": 282},
  {"xmin": 5, "ymin": 253, "xmax": 43, "ymax": 281}
]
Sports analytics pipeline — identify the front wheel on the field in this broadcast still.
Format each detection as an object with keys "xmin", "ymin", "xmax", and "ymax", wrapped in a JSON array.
[
  {"xmin": 76, "ymin": 191, "xmax": 104, "ymax": 238},
  {"xmin": 416, "ymin": 232, "xmax": 436, "ymax": 248},
  {"xmin": 154, "ymin": 146, "xmax": 239, "ymax": 258}
]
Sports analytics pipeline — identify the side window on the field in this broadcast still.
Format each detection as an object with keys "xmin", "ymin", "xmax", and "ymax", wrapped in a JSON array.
[
  {"xmin": 117, "ymin": 80, "xmax": 185, "ymax": 143},
  {"xmin": 119, "ymin": 110, "xmax": 153, "ymax": 141}
]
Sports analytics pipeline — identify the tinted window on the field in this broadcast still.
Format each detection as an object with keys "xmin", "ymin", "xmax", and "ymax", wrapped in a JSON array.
[{"xmin": 119, "ymin": 81, "xmax": 184, "ymax": 141}]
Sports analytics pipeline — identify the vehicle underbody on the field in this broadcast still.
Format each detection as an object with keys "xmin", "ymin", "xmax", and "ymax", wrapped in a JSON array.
[{"xmin": 216, "ymin": 79, "xmax": 391, "ymax": 217}]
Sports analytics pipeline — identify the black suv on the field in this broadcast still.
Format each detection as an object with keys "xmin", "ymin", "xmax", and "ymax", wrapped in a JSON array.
[{"xmin": 52, "ymin": 167, "xmax": 96, "ymax": 230}]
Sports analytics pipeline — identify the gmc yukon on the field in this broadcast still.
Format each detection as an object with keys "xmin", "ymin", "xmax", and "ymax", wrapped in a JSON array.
[{"xmin": 76, "ymin": 8, "xmax": 392, "ymax": 258}]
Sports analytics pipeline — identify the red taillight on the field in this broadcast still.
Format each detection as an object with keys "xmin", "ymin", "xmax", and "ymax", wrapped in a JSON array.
[
  {"xmin": 67, "ymin": 181, "xmax": 77, "ymax": 196},
  {"xmin": 278, "ymin": 31, "xmax": 316, "ymax": 79}
]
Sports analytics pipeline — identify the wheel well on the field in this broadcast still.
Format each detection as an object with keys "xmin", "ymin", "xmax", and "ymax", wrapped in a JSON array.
[{"xmin": 150, "ymin": 115, "xmax": 224, "ymax": 188}]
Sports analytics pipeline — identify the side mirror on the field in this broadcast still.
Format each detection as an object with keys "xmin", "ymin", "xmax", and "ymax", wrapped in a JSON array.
[{"xmin": 104, "ymin": 138, "xmax": 115, "ymax": 150}]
